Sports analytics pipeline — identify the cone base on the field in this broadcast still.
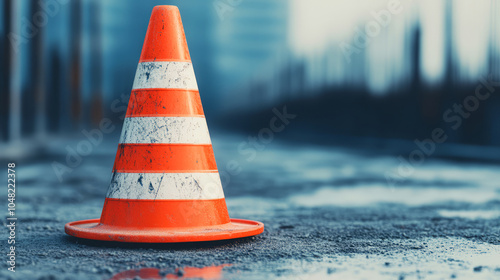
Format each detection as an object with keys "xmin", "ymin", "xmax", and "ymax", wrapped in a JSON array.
[{"xmin": 65, "ymin": 218, "xmax": 264, "ymax": 243}]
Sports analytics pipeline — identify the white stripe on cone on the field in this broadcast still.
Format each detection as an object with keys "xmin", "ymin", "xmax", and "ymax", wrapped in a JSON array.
[
  {"xmin": 119, "ymin": 117, "xmax": 211, "ymax": 144},
  {"xmin": 106, "ymin": 173, "xmax": 224, "ymax": 200},
  {"xmin": 132, "ymin": 61, "xmax": 198, "ymax": 90}
]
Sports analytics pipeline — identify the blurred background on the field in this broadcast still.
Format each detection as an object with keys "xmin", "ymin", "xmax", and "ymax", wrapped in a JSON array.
[
  {"xmin": 1, "ymin": 0, "xmax": 500, "ymax": 159},
  {"xmin": 2, "ymin": 2, "xmax": 500, "ymax": 278}
]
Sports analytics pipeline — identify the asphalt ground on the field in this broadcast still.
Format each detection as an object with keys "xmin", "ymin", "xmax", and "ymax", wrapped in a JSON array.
[{"xmin": 1, "ymin": 132, "xmax": 500, "ymax": 279}]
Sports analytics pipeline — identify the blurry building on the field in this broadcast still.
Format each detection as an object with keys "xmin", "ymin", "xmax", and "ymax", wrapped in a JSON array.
[
  {"xmin": 213, "ymin": 0, "xmax": 289, "ymax": 112},
  {"xmin": 1, "ymin": 0, "xmax": 500, "ymax": 150}
]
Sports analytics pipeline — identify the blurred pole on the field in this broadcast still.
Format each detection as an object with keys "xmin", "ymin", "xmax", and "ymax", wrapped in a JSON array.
[
  {"xmin": 47, "ymin": 49, "xmax": 61, "ymax": 133},
  {"xmin": 489, "ymin": 1, "xmax": 500, "ymax": 145},
  {"xmin": 490, "ymin": 1, "xmax": 499, "ymax": 79},
  {"xmin": 410, "ymin": 25, "xmax": 421, "ymax": 93},
  {"xmin": 31, "ymin": 0, "xmax": 46, "ymax": 139},
  {"xmin": 440, "ymin": 0, "xmax": 459, "ymax": 142},
  {"xmin": 70, "ymin": 0, "xmax": 82, "ymax": 128},
  {"xmin": 5, "ymin": 0, "xmax": 21, "ymax": 143},
  {"xmin": 444, "ymin": 0, "xmax": 453, "ymax": 89},
  {"xmin": 0, "ymin": 1, "xmax": 8, "ymax": 141},
  {"xmin": 89, "ymin": 0, "xmax": 103, "ymax": 126}
]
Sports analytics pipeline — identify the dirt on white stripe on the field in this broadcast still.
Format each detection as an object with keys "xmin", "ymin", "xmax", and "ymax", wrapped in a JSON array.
[{"xmin": 132, "ymin": 61, "xmax": 198, "ymax": 90}]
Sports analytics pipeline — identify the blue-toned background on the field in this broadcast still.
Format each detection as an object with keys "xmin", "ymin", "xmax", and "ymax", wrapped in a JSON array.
[
  {"xmin": 1, "ymin": 1, "xmax": 500, "ymax": 279},
  {"xmin": 1, "ymin": 0, "xmax": 499, "ymax": 151}
]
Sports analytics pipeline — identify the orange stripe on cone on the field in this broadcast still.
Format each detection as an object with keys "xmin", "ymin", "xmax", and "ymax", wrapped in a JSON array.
[
  {"xmin": 139, "ymin": 6, "xmax": 191, "ymax": 62},
  {"xmin": 100, "ymin": 198, "xmax": 230, "ymax": 228},
  {"xmin": 112, "ymin": 144, "xmax": 218, "ymax": 173},
  {"xmin": 126, "ymin": 89, "xmax": 204, "ymax": 117}
]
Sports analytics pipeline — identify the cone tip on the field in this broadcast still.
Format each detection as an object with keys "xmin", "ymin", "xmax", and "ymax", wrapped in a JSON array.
[
  {"xmin": 140, "ymin": 5, "xmax": 190, "ymax": 62},
  {"xmin": 152, "ymin": 5, "xmax": 180, "ymax": 11}
]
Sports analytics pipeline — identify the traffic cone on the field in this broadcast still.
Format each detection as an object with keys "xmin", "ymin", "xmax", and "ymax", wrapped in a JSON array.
[{"xmin": 65, "ymin": 5, "xmax": 264, "ymax": 243}]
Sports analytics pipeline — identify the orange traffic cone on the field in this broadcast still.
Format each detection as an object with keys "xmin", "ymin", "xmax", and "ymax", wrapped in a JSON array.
[{"xmin": 65, "ymin": 5, "xmax": 264, "ymax": 243}]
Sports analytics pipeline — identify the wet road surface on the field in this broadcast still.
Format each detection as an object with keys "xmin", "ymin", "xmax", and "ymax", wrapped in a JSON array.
[{"xmin": 1, "ymin": 132, "xmax": 500, "ymax": 279}]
